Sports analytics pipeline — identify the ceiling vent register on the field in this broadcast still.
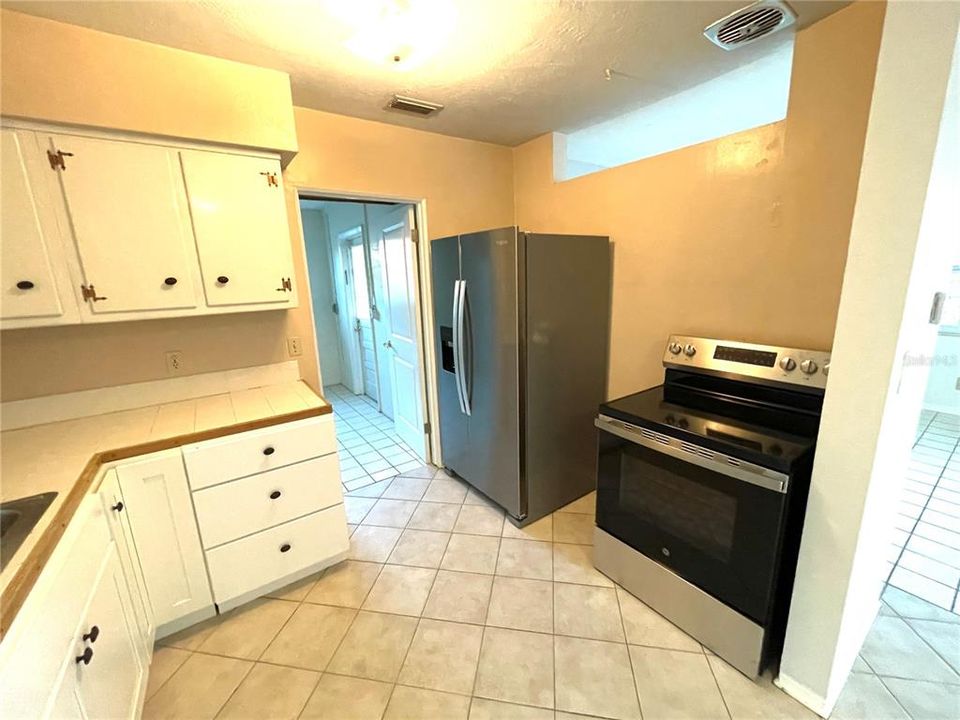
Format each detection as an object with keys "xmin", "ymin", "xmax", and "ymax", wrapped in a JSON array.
[
  {"xmin": 703, "ymin": 0, "xmax": 797, "ymax": 50},
  {"xmin": 387, "ymin": 95, "xmax": 444, "ymax": 117}
]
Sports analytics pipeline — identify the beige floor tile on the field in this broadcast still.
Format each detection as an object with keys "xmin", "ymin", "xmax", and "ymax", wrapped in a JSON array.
[
  {"xmin": 553, "ymin": 543, "xmax": 613, "ymax": 587},
  {"xmin": 363, "ymin": 498, "xmax": 418, "ymax": 528},
  {"xmin": 905, "ymin": 618, "xmax": 960, "ymax": 673},
  {"xmin": 383, "ymin": 686, "xmax": 471, "ymax": 720},
  {"xmin": 306, "ymin": 560, "xmax": 383, "ymax": 608},
  {"xmin": 158, "ymin": 614, "xmax": 220, "ymax": 651},
  {"xmin": 300, "ymin": 674, "xmax": 393, "ymax": 720},
  {"xmin": 264, "ymin": 571, "xmax": 322, "ymax": 602},
  {"xmin": 464, "ymin": 487, "xmax": 500, "ymax": 508},
  {"xmin": 424, "ymin": 477, "xmax": 469, "ymax": 503},
  {"xmin": 851, "ymin": 656, "xmax": 872, "ymax": 673},
  {"xmin": 469, "ymin": 698, "xmax": 554, "ymax": 720},
  {"xmin": 400, "ymin": 464, "xmax": 438, "ymax": 479},
  {"xmin": 423, "ymin": 570, "xmax": 493, "ymax": 624},
  {"xmin": 382, "ymin": 476, "xmax": 431, "ymax": 501},
  {"xmin": 197, "ymin": 598, "xmax": 297, "ymax": 660},
  {"xmin": 216, "ymin": 663, "xmax": 318, "ymax": 720},
  {"xmin": 555, "ymin": 636, "xmax": 639, "ymax": 720},
  {"xmin": 486, "ymin": 576, "xmax": 553, "ymax": 633},
  {"xmin": 347, "ymin": 480, "xmax": 391, "ymax": 498},
  {"xmin": 883, "ymin": 677, "xmax": 960, "ymax": 720},
  {"xmin": 707, "ymin": 655, "xmax": 817, "ymax": 719},
  {"xmin": 441, "ymin": 533, "xmax": 501, "ymax": 574},
  {"xmin": 474, "ymin": 627, "xmax": 554, "ymax": 709},
  {"xmin": 362, "ymin": 564, "xmax": 437, "ymax": 616},
  {"xmin": 327, "ymin": 611, "xmax": 419, "ymax": 681},
  {"xmin": 554, "ymin": 583, "xmax": 624, "ymax": 642},
  {"xmin": 350, "ymin": 526, "xmax": 403, "ymax": 562},
  {"xmin": 555, "ymin": 713, "xmax": 608, "ymax": 720},
  {"xmin": 408, "ymin": 502, "xmax": 463, "ymax": 531},
  {"xmin": 495, "ymin": 538, "xmax": 552, "ymax": 580},
  {"xmin": 345, "ymin": 496, "xmax": 378, "ymax": 524},
  {"xmin": 553, "ymin": 513, "xmax": 595, "ymax": 545},
  {"xmin": 387, "ymin": 529, "xmax": 451, "ymax": 568},
  {"xmin": 557, "ymin": 491, "xmax": 596, "ymax": 515},
  {"xmin": 628, "ymin": 645, "xmax": 726, "ymax": 720},
  {"xmin": 143, "ymin": 653, "xmax": 252, "ymax": 719},
  {"xmin": 261, "ymin": 603, "xmax": 356, "ymax": 670},
  {"xmin": 455, "ymin": 504, "xmax": 506, "ymax": 536},
  {"xmin": 831, "ymin": 674, "xmax": 910, "ymax": 720},
  {"xmin": 145, "ymin": 646, "xmax": 191, "ymax": 700},
  {"xmin": 882, "ymin": 585, "xmax": 960, "ymax": 623},
  {"xmin": 398, "ymin": 618, "xmax": 484, "ymax": 694},
  {"xmin": 860, "ymin": 616, "xmax": 958, "ymax": 682},
  {"xmin": 616, "ymin": 586, "xmax": 700, "ymax": 651},
  {"xmin": 502, "ymin": 515, "xmax": 552, "ymax": 542}
]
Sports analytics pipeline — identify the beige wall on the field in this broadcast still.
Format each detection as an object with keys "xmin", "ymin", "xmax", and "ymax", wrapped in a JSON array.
[
  {"xmin": 0, "ymin": 9, "xmax": 297, "ymax": 157},
  {"xmin": 513, "ymin": 1, "xmax": 885, "ymax": 398}
]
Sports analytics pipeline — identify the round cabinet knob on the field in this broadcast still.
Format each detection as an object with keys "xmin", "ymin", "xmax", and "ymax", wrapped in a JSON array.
[
  {"xmin": 216, "ymin": 276, "xmax": 229, "ymax": 285},
  {"xmin": 800, "ymin": 359, "xmax": 819, "ymax": 375},
  {"xmin": 76, "ymin": 647, "xmax": 94, "ymax": 666},
  {"xmin": 280, "ymin": 543, "xmax": 292, "ymax": 553},
  {"xmin": 779, "ymin": 357, "xmax": 797, "ymax": 372},
  {"xmin": 164, "ymin": 277, "xmax": 178, "ymax": 286},
  {"xmin": 263, "ymin": 446, "xmax": 275, "ymax": 456},
  {"xmin": 668, "ymin": 342, "xmax": 682, "ymax": 355},
  {"xmin": 683, "ymin": 344, "xmax": 697, "ymax": 357},
  {"xmin": 16, "ymin": 280, "xmax": 35, "ymax": 290},
  {"xmin": 269, "ymin": 490, "xmax": 282, "ymax": 500}
]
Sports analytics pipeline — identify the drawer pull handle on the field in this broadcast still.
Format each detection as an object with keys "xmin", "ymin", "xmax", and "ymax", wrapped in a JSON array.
[
  {"xmin": 76, "ymin": 647, "xmax": 94, "ymax": 665},
  {"xmin": 269, "ymin": 490, "xmax": 282, "ymax": 500},
  {"xmin": 16, "ymin": 280, "xmax": 35, "ymax": 290},
  {"xmin": 263, "ymin": 446, "xmax": 276, "ymax": 456},
  {"xmin": 111, "ymin": 502, "xmax": 124, "ymax": 512},
  {"xmin": 280, "ymin": 543, "xmax": 291, "ymax": 553},
  {"xmin": 83, "ymin": 626, "xmax": 100, "ymax": 643}
]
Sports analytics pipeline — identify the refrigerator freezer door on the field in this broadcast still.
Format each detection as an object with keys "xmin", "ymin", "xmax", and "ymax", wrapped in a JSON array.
[
  {"xmin": 431, "ymin": 235, "xmax": 470, "ymax": 475},
  {"xmin": 458, "ymin": 227, "xmax": 523, "ymax": 518}
]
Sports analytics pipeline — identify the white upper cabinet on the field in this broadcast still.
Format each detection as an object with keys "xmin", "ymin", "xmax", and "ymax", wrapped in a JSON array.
[
  {"xmin": 0, "ymin": 128, "xmax": 77, "ymax": 325},
  {"xmin": 180, "ymin": 150, "xmax": 295, "ymax": 307},
  {"xmin": 47, "ymin": 133, "xmax": 199, "ymax": 314}
]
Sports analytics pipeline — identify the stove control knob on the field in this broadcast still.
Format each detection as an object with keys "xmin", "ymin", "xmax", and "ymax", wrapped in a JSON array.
[
  {"xmin": 800, "ymin": 359, "xmax": 818, "ymax": 375},
  {"xmin": 668, "ymin": 342, "xmax": 683, "ymax": 355},
  {"xmin": 779, "ymin": 357, "xmax": 797, "ymax": 372},
  {"xmin": 683, "ymin": 344, "xmax": 697, "ymax": 357}
]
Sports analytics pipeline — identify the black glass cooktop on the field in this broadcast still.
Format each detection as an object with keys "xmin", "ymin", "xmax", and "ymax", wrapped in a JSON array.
[{"xmin": 600, "ymin": 370, "xmax": 823, "ymax": 472}]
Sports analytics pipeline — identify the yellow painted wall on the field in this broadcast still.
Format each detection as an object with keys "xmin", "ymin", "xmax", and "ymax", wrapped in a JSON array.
[
  {"xmin": 0, "ymin": 9, "xmax": 297, "ymax": 156},
  {"xmin": 513, "ymin": 1, "xmax": 885, "ymax": 398}
]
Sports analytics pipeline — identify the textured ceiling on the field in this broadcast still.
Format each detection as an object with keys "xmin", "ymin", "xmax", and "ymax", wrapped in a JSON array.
[{"xmin": 3, "ymin": 0, "xmax": 849, "ymax": 146}]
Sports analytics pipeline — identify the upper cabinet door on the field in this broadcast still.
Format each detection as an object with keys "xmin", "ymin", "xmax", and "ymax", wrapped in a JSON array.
[
  {"xmin": 180, "ymin": 150, "xmax": 295, "ymax": 306},
  {"xmin": 0, "ymin": 128, "xmax": 65, "ymax": 321},
  {"xmin": 47, "ymin": 133, "xmax": 198, "ymax": 314}
]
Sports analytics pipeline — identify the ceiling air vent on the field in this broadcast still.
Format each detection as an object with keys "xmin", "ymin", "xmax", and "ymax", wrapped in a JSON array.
[
  {"xmin": 387, "ymin": 95, "xmax": 444, "ymax": 117},
  {"xmin": 704, "ymin": 0, "xmax": 797, "ymax": 50}
]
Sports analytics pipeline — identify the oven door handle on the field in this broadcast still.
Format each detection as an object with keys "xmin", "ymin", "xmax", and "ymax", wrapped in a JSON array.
[{"xmin": 595, "ymin": 415, "xmax": 789, "ymax": 494}]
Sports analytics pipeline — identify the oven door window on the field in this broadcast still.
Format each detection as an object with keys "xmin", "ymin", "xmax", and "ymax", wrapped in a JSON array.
[{"xmin": 596, "ymin": 430, "xmax": 787, "ymax": 624}]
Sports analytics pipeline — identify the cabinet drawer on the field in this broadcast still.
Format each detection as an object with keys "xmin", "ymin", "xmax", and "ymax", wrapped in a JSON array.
[
  {"xmin": 182, "ymin": 415, "xmax": 335, "ymax": 490},
  {"xmin": 193, "ymin": 455, "xmax": 343, "ymax": 548},
  {"xmin": 205, "ymin": 505, "xmax": 349, "ymax": 605}
]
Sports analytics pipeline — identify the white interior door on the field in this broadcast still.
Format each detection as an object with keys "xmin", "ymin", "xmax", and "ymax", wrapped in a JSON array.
[
  {"xmin": 381, "ymin": 206, "xmax": 426, "ymax": 459},
  {"xmin": 48, "ymin": 133, "xmax": 199, "ymax": 314},
  {"xmin": 0, "ymin": 129, "xmax": 64, "ymax": 320},
  {"xmin": 347, "ymin": 238, "xmax": 379, "ymax": 402}
]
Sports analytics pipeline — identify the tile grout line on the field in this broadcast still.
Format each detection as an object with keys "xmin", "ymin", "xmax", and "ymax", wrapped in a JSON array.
[{"xmin": 613, "ymin": 584, "xmax": 646, "ymax": 720}]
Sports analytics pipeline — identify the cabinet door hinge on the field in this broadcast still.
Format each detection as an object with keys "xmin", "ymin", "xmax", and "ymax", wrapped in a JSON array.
[
  {"xmin": 423, "ymin": 421, "xmax": 431, "ymax": 434},
  {"xmin": 276, "ymin": 277, "xmax": 293, "ymax": 292},
  {"xmin": 259, "ymin": 171, "xmax": 279, "ymax": 187},
  {"xmin": 411, "ymin": 227, "xmax": 419, "ymax": 244},
  {"xmin": 80, "ymin": 284, "xmax": 107, "ymax": 302},
  {"xmin": 47, "ymin": 149, "xmax": 74, "ymax": 171},
  {"xmin": 332, "ymin": 301, "xmax": 339, "ymax": 315}
]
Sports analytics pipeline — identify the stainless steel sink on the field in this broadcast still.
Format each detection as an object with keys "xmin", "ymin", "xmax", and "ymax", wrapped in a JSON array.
[{"xmin": 0, "ymin": 492, "xmax": 58, "ymax": 572}]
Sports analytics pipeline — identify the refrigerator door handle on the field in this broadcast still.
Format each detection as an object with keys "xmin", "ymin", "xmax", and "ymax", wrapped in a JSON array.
[
  {"xmin": 459, "ymin": 280, "xmax": 472, "ymax": 416},
  {"xmin": 452, "ymin": 280, "xmax": 467, "ymax": 414}
]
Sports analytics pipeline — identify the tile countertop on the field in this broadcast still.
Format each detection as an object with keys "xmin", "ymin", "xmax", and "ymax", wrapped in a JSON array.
[{"xmin": 0, "ymin": 380, "xmax": 330, "ymax": 638}]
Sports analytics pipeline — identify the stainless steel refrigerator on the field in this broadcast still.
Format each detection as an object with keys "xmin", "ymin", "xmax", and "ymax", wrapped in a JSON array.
[{"xmin": 431, "ymin": 227, "xmax": 610, "ymax": 524}]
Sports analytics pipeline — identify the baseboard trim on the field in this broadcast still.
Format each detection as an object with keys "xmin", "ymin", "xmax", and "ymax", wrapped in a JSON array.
[
  {"xmin": 775, "ymin": 672, "xmax": 831, "ymax": 718},
  {"xmin": 1, "ymin": 361, "xmax": 300, "ymax": 431}
]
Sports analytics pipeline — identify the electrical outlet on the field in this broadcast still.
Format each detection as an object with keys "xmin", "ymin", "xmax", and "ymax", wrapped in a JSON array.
[
  {"xmin": 287, "ymin": 337, "xmax": 303, "ymax": 357},
  {"xmin": 165, "ymin": 351, "xmax": 184, "ymax": 375}
]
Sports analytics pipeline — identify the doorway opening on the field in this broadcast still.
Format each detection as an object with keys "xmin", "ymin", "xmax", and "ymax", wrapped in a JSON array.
[{"xmin": 299, "ymin": 195, "xmax": 432, "ymax": 492}]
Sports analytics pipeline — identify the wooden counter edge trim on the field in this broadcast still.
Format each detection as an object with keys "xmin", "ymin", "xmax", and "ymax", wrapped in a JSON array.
[{"xmin": 0, "ymin": 403, "xmax": 330, "ymax": 640}]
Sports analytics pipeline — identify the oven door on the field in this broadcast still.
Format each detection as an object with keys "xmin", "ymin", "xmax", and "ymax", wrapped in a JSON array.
[{"xmin": 595, "ymin": 415, "xmax": 789, "ymax": 624}]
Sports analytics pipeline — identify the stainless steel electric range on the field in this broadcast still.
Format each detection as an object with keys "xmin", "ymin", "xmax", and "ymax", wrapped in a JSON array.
[{"xmin": 593, "ymin": 335, "xmax": 831, "ymax": 677}]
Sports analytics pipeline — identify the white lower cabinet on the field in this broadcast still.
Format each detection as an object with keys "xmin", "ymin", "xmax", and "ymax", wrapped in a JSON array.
[{"xmin": 114, "ymin": 450, "xmax": 213, "ymax": 632}]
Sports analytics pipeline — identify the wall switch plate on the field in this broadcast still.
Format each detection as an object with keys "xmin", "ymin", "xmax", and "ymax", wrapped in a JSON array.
[
  {"xmin": 287, "ymin": 337, "xmax": 303, "ymax": 357},
  {"xmin": 165, "ymin": 351, "xmax": 184, "ymax": 375}
]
